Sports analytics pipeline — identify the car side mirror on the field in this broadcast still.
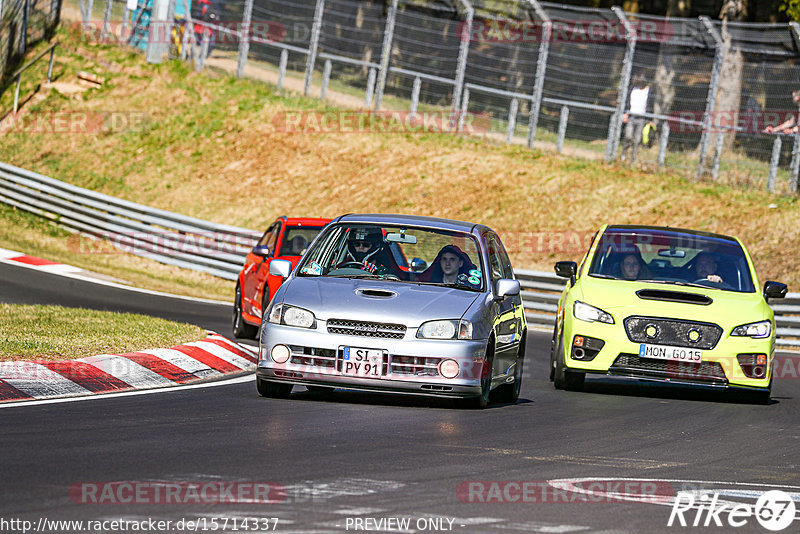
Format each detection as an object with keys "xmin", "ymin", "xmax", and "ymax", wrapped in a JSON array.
[
  {"xmin": 252, "ymin": 245, "xmax": 271, "ymax": 257},
  {"xmin": 494, "ymin": 279, "xmax": 520, "ymax": 301},
  {"xmin": 269, "ymin": 259, "xmax": 292, "ymax": 279},
  {"xmin": 555, "ymin": 261, "xmax": 577, "ymax": 285},
  {"xmin": 763, "ymin": 281, "xmax": 787, "ymax": 301}
]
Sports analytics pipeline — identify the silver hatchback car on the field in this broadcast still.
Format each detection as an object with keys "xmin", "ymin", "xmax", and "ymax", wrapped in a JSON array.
[{"xmin": 256, "ymin": 214, "xmax": 527, "ymax": 408}]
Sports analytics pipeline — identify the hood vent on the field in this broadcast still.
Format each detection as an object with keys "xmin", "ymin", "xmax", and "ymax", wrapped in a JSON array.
[
  {"xmin": 356, "ymin": 288, "xmax": 397, "ymax": 299},
  {"xmin": 636, "ymin": 289, "xmax": 712, "ymax": 306}
]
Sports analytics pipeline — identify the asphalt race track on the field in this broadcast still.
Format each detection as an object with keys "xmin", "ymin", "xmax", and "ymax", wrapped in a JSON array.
[{"xmin": 1, "ymin": 262, "xmax": 799, "ymax": 533}]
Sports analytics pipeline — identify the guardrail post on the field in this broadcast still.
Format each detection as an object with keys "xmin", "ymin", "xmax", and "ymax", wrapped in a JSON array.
[
  {"xmin": 712, "ymin": 133, "xmax": 724, "ymax": 181},
  {"xmin": 525, "ymin": 0, "xmax": 551, "ymax": 149},
  {"xmin": 146, "ymin": 0, "xmax": 174, "ymax": 64},
  {"xmin": 303, "ymin": 0, "xmax": 325, "ymax": 96},
  {"xmin": 13, "ymin": 73, "xmax": 21, "ymax": 114},
  {"xmin": 47, "ymin": 46, "xmax": 55, "ymax": 82},
  {"xmin": 102, "ymin": 0, "xmax": 113, "ymax": 42},
  {"xmin": 452, "ymin": 0, "xmax": 473, "ymax": 124},
  {"xmin": 657, "ymin": 122, "xmax": 669, "ymax": 167},
  {"xmin": 320, "ymin": 59, "xmax": 332, "ymax": 99},
  {"xmin": 409, "ymin": 76, "xmax": 421, "ymax": 120},
  {"xmin": 365, "ymin": 67, "xmax": 376, "ymax": 108},
  {"xmin": 236, "ymin": 0, "xmax": 255, "ymax": 79},
  {"xmin": 506, "ymin": 98, "xmax": 518, "ymax": 144},
  {"xmin": 20, "ymin": 0, "xmax": 29, "ymax": 54},
  {"xmin": 791, "ymin": 133, "xmax": 800, "ymax": 194},
  {"xmin": 277, "ymin": 49, "xmax": 288, "ymax": 92},
  {"xmin": 457, "ymin": 87, "xmax": 469, "ymax": 133},
  {"xmin": 605, "ymin": 7, "xmax": 636, "ymax": 162},
  {"xmin": 695, "ymin": 17, "xmax": 724, "ymax": 181},
  {"xmin": 768, "ymin": 136, "xmax": 782, "ymax": 193},
  {"xmin": 557, "ymin": 106, "xmax": 569, "ymax": 153},
  {"xmin": 374, "ymin": 0, "xmax": 397, "ymax": 111}
]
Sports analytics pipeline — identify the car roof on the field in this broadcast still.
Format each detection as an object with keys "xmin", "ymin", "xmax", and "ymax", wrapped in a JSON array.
[
  {"xmin": 279, "ymin": 217, "xmax": 332, "ymax": 226},
  {"xmin": 333, "ymin": 213, "xmax": 486, "ymax": 234},
  {"xmin": 605, "ymin": 224, "xmax": 740, "ymax": 244}
]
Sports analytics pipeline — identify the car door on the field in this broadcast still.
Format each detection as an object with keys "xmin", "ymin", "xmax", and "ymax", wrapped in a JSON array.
[
  {"xmin": 485, "ymin": 232, "xmax": 521, "ymax": 381},
  {"xmin": 243, "ymin": 221, "xmax": 281, "ymax": 316}
]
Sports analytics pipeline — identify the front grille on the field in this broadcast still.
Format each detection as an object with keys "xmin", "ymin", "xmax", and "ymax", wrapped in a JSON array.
[
  {"xmin": 390, "ymin": 355, "xmax": 441, "ymax": 377},
  {"xmin": 624, "ymin": 316, "xmax": 722, "ymax": 350},
  {"xmin": 289, "ymin": 346, "xmax": 337, "ymax": 369},
  {"xmin": 610, "ymin": 353, "xmax": 727, "ymax": 385},
  {"xmin": 327, "ymin": 319, "xmax": 406, "ymax": 339}
]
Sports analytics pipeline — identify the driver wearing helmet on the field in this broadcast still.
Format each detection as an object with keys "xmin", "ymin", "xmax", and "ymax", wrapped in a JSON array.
[
  {"xmin": 338, "ymin": 227, "xmax": 405, "ymax": 278},
  {"xmin": 338, "ymin": 228, "xmax": 386, "ymax": 274}
]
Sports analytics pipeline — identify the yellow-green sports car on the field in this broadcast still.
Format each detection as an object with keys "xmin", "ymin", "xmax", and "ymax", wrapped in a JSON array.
[{"xmin": 550, "ymin": 225, "xmax": 787, "ymax": 403}]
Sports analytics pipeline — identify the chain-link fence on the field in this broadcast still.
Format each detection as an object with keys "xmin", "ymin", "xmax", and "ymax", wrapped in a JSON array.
[
  {"xmin": 1, "ymin": 0, "xmax": 60, "ymax": 85},
  {"xmin": 61, "ymin": 0, "xmax": 800, "ymax": 195}
]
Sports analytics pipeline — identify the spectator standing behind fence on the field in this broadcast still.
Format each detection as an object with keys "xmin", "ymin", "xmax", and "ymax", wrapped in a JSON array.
[
  {"xmin": 763, "ymin": 89, "xmax": 800, "ymax": 134},
  {"xmin": 621, "ymin": 74, "xmax": 651, "ymax": 162},
  {"xmin": 192, "ymin": 0, "xmax": 219, "ymax": 59}
]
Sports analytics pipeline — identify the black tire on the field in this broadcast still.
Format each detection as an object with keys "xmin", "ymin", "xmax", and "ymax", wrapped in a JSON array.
[
  {"xmin": 460, "ymin": 344, "xmax": 494, "ymax": 409},
  {"xmin": 233, "ymin": 283, "xmax": 258, "ymax": 339},
  {"xmin": 549, "ymin": 326, "xmax": 558, "ymax": 382},
  {"xmin": 256, "ymin": 377, "xmax": 293, "ymax": 398},
  {"xmin": 494, "ymin": 339, "xmax": 524, "ymax": 404},
  {"xmin": 749, "ymin": 378, "xmax": 772, "ymax": 405},
  {"xmin": 553, "ymin": 334, "xmax": 585, "ymax": 391}
]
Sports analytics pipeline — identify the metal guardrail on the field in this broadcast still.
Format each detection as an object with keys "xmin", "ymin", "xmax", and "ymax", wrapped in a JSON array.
[
  {"xmin": 515, "ymin": 268, "xmax": 800, "ymax": 348},
  {"xmin": 0, "ymin": 162, "xmax": 258, "ymax": 280},
  {"xmin": 11, "ymin": 41, "xmax": 58, "ymax": 114},
  {"xmin": 1, "ymin": 160, "xmax": 798, "ymax": 346}
]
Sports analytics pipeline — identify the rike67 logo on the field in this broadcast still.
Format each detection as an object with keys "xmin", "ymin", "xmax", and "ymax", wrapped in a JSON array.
[{"xmin": 668, "ymin": 490, "xmax": 796, "ymax": 531}]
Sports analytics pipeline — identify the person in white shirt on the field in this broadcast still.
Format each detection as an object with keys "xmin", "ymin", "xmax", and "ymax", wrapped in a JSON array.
[{"xmin": 621, "ymin": 74, "xmax": 650, "ymax": 162}]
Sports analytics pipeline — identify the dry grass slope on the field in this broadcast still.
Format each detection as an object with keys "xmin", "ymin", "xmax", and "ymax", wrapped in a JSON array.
[{"xmin": 2, "ymin": 25, "xmax": 799, "ymax": 290}]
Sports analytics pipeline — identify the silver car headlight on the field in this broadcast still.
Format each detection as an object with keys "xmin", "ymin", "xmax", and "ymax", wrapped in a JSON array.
[
  {"xmin": 731, "ymin": 320, "xmax": 771, "ymax": 339},
  {"xmin": 573, "ymin": 300, "xmax": 614, "ymax": 324},
  {"xmin": 417, "ymin": 319, "xmax": 473, "ymax": 340},
  {"xmin": 268, "ymin": 303, "xmax": 316, "ymax": 329}
]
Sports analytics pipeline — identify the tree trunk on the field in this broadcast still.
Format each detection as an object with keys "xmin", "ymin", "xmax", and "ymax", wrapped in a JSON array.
[
  {"xmin": 716, "ymin": 0, "xmax": 747, "ymax": 150},
  {"xmin": 652, "ymin": 0, "xmax": 691, "ymax": 120}
]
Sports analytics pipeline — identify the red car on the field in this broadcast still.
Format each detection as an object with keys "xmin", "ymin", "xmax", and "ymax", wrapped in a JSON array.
[{"xmin": 233, "ymin": 216, "xmax": 331, "ymax": 338}]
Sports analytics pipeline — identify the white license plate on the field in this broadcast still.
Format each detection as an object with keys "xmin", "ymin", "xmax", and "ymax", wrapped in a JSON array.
[
  {"xmin": 639, "ymin": 344, "xmax": 702, "ymax": 363},
  {"xmin": 341, "ymin": 347, "xmax": 384, "ymax": 377}
]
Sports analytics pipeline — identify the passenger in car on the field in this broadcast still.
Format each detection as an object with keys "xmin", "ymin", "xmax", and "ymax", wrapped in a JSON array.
[
  {"xmin": 420, "ymin": 245, "xmax": 476, "ymax": 283},
  {"xmin": 290, "ymin": 235, "xmax": 308, "ymax": 255},
  {"xmin": 618, "ymin": 252, "xmax": 649, "ymax": 280}
]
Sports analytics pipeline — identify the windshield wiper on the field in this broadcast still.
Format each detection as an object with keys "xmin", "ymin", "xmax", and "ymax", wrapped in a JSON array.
[
  {"xmin": 590, "ymin": 273, "xmax": 617, "ymax": 280},
  {"xmin": 638, "ymin": 279, "xmax": 708, "ymax": 289}
]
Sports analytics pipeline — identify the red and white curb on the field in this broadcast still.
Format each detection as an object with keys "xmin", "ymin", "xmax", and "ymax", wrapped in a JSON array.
[{"xmin": 0, "ymin": 332, "xmax": 257, "ymax": 403}]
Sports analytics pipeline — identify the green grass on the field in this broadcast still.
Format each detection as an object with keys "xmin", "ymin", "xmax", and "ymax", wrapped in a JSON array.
[{"xmin": 0, "ymin": 303, "xmax": 206, "ymax": 360}]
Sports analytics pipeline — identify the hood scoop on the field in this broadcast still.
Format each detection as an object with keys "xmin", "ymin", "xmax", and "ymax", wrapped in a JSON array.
[
  {"xmin": 355, "ymin": 288, "xmax": 397, "ymax": 299},
  {"xmin": 636, "ymin": 289, "xmax": 712, "ymax": 306}
]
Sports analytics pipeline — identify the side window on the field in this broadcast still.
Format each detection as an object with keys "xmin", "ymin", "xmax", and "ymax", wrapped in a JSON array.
[
  {"xmin": 496, "ymin": 237, "xmax": 514, "ymax": 279},
  {"xmin": 486, "ymin": 234, "xmax": 504, "ymax": 282},
  {"xmin": 257, "ymin": 223, "xmax": 281, "ymax": 256}
]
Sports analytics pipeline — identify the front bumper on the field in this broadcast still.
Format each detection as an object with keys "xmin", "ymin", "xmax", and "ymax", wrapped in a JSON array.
[
  {"xmin": 562, "ymin": 317, "xmax": 774, "ymax": 389},
  {"xmin": 257, "ymin": 322, "xmax": 489, "ymax": 398}
]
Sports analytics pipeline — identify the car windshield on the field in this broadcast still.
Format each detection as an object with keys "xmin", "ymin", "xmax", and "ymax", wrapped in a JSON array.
[
  {"xmin": 296, "ymin": 224, "xmax": 485, "ymax": 291},
  {"xmin": 280, "ymin": 226, "xmax": 324, "ymax": 256},
  {"xmin": 587, "ymin": 228, "xmax": 755, "ymax": 293}
]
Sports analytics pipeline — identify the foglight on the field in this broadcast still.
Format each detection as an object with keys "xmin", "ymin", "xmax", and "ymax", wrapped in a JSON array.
[
  {"xmin": 439, "ymin": 359, "xmax": 460, "ymax": 379},
  {"xmin": 271, "ymin": 344, "xmax": 291, "ymax": 364},
  {"xmin": 732, "ymin": 320, "xmax": 771, "ymax": 339}
]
